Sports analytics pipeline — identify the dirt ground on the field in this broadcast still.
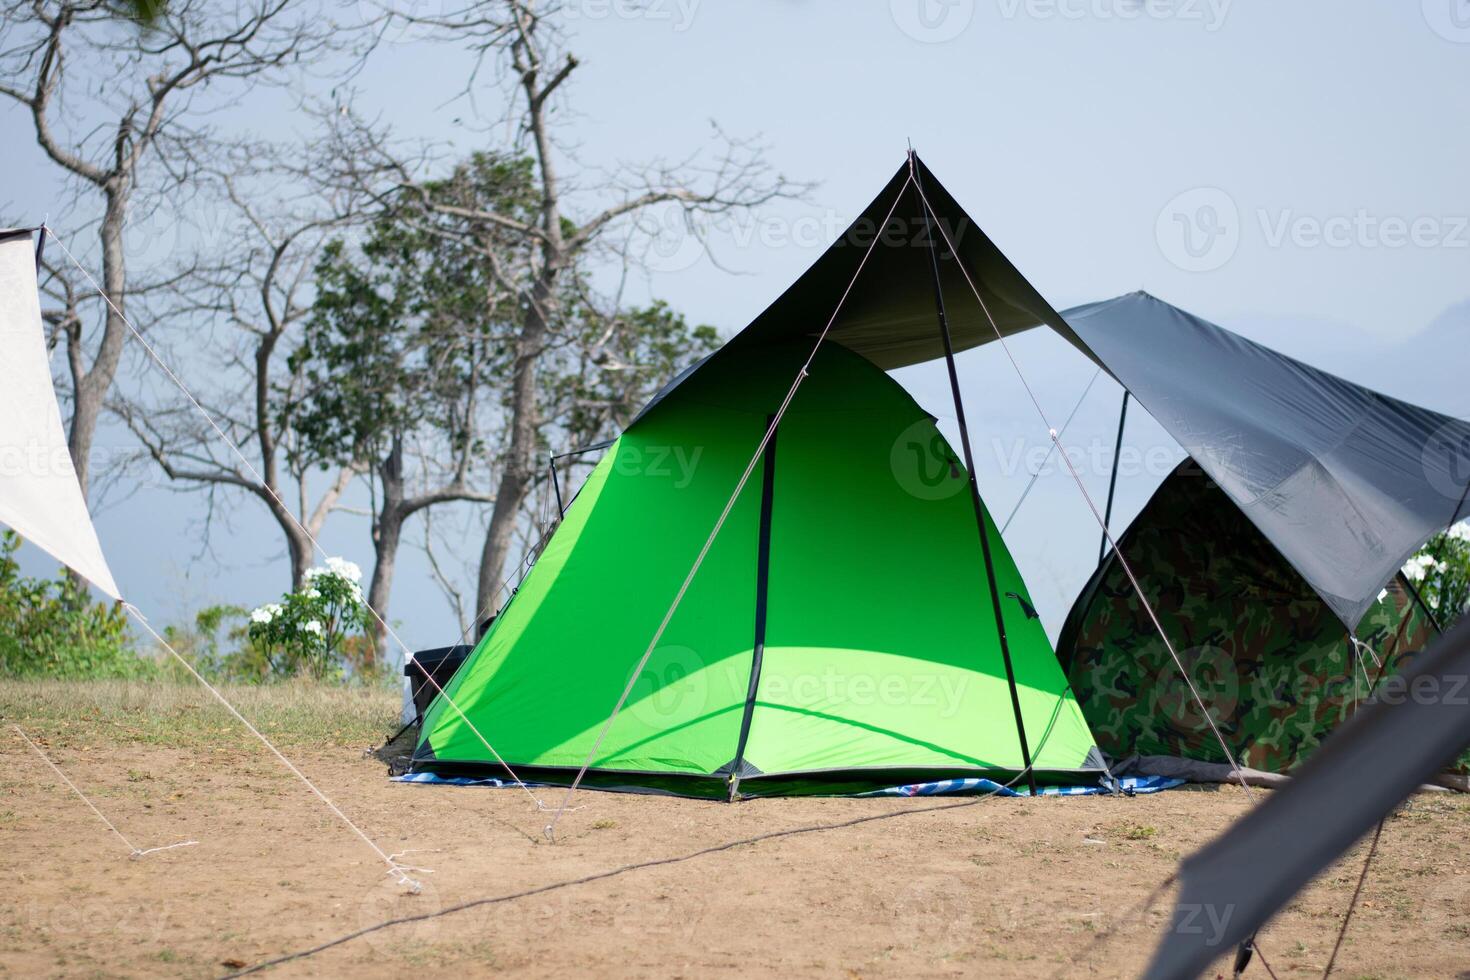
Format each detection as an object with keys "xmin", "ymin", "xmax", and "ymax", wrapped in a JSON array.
[{"xmin": 4, "ymin": 732, "xmax": 1470, "ymax": 978}]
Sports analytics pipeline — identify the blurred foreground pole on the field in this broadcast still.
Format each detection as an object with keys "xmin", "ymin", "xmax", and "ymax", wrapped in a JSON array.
[{"xmin": 1145, "ymin": 617, "xmax": 1470, "ymax": 979}]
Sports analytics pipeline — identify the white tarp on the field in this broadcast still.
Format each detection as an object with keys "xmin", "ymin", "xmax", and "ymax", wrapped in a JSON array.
[{"xmin": 0, "ymin": 230, "xmax": 121, "ymax": 600}]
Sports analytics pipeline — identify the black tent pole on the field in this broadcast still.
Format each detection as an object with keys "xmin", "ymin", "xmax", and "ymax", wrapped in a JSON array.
[
  {"xmin": 1099, "ymin": 390, "xmax": 1129, "ymax": 566},
  {"xmin": 728, "ymin": 414, "xmax": 781, "ymax": 800},
  {"xmin": 911, "ymin": 153, "xmax": 1037, "ymax": 796},
  {"xmin": 549, "ymin": 453, "xmax": 565, "ymax": 519}
]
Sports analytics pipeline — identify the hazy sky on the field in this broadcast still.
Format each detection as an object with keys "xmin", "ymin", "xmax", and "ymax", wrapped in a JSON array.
[{"xmin": 6, "ymin": 1, "xmax": 1468, "ymax": 654}]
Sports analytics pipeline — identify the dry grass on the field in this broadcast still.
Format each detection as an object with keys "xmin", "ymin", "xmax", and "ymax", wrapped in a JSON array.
[{"xmin": 0, "ymin": 678, "xmax": 400, "ymax": 749}]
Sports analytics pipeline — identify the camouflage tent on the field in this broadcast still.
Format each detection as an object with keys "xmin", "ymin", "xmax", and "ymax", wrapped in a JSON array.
[{"xmin": 1056, "ymin": 461, "xmax": 1467, "ymax": 776}]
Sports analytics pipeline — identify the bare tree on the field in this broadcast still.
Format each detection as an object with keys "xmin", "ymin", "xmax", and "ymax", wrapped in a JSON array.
[
  {"xmin": 115, "ymin": 146, "xmax": 364, "ymax": 589},
  {"xmin": 333, "ymin": 0, "xmax": 806, "ymax": 620},
  {"xmin": 0, "ymin": 0, "xmax": 345, "ymax": 497}
]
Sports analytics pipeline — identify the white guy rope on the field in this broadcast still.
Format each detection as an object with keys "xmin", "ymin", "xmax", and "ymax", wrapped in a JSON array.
[
  {"xmin": 908, "ymin": 179, "xmax": 1260, "ymax": 803},
  {"xmin": 45, "ymin": 227, "xmax": 546, "ymax": 811},
  {"xmin": 1000, "ymin": 367, "xmax": 1102, "ymax": 533},
  {"xmin": 12, "ymin": 723, "xmax": 198, "ymax": 859},
  {"xmin": 541, "ymin": 175, "xmax": 919, "ymax": 841},
  {"xmin": 124, "ymin": 607, "xmax": 423, "ymax": 890}
]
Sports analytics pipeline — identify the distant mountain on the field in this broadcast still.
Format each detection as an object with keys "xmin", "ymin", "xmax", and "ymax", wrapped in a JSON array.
[
  {"xmin": 1390, "ymin": 300, "xmax": 1470, "ymax": 417},
  {"xmin": 1218, "ymin": 304, "xmax": 1469, "ymax": 419}
]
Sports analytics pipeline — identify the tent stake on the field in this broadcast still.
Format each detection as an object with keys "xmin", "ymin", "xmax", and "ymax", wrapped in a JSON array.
[
  {"xmin": 911, "ymin": 152, "xmax": 1037, "ymax": 796},
  {"xmin": 1099, "ymin": 390, "xmax": 1129, "ymax": 566}
]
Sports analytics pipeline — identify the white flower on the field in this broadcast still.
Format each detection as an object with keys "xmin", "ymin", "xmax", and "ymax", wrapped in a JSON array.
[
  {"xmin": 1402, "ymin": 554, "xmax": 1445, "ymax": 581},
  {"xmin": 1448, "ymin": 521, "xmax": 1470, "ymax": 544},
  {"xmin": 250, "ymin": 602, "xmax": 284, "ymax": 625},
  {"xmin": 305, "ymin": 588, "xmax": 322, "ymax": 600},
  {"xmin": 326, "ymin": 557, "xmax": 363, "ymax": 584},
  {"xmin": 300, "ymin": 620, "xmax": 323, "ymax": 636}
]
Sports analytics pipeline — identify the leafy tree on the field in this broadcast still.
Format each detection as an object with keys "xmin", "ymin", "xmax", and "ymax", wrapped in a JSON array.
[{"xmin": 324, "ymin": 0, "xmax": 805, "ymax": 619}]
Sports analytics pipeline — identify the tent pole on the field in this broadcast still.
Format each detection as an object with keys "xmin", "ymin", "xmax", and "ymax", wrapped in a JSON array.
[
  {"xmin": 911, "ymin": 153, "xmax": 1038, "ymax": 796},
  {"xmin": 728, "ymin": 414, "xmax": 780, "ymax": 800},
  {"xmin": 549, "ymin": 453, "xmax": 565, "ymax": 519},
  {"xmin": 1398, "ymin": 571, "xmax": 1444, "ymax": 636},
  {"xmin": 1099, "ymin": 390, "xmax": 1129, "ymax": 566}
]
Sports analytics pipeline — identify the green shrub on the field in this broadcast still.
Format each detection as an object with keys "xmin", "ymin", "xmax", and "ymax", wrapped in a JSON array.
[
  {"xmin": 0, "ymin": 531, "xmax": 148, "ymax": 678},
  {"xmin": 247, "ymin": 558, "xmax": 373, "ymax": 681}
]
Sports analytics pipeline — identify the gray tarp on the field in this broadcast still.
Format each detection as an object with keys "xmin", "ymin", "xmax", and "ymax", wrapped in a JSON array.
[
  {"xmin": 1143, "ymin": 618, "xmax": 1470, "ymax": 980},
  {"xmin": 1061, "ymin": 292, "xmax": 1470, "ymax": 628},
  {"xmin": 654, "ymin": 156, "xmax": 1470, "ymax": 629}
]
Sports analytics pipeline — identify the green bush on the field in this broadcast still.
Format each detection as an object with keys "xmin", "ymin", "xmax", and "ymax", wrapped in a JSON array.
[
  {"xmin": 0, "ymin": 531, "xmax": 149, "ymax": 678},
  {"xmin": 247, "ymin": 558, "xmax": 373, "ymax": 681}
]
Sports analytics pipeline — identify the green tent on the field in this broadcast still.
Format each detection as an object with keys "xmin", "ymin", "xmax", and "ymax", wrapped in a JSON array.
[
  {"xmin": 1056, "ymin": 462, "xmax": 1465, "ymax": 777},
  {"xmin": 412, "ymin": 335, "xmax": 1105, "ymax": 798}
]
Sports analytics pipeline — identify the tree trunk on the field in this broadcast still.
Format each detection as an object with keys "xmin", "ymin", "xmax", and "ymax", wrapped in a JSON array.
[
  {"xmin": 366, "ymin": 438, "xmax": 406, "ymax": 662},
  {"xmin": 475, "ymin": 279, "xmax": 551, "ymax": 619},
  {"xmin": 475, "ymin": 51, "xmax": 567, "ymax": 620},
  {"xmin": 285, "ymin": 523, "xmax": 313, "ymax": 592},
  {"xmin": 66, "ymin": 182, "xmax": 132, "ymax": 498}
]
